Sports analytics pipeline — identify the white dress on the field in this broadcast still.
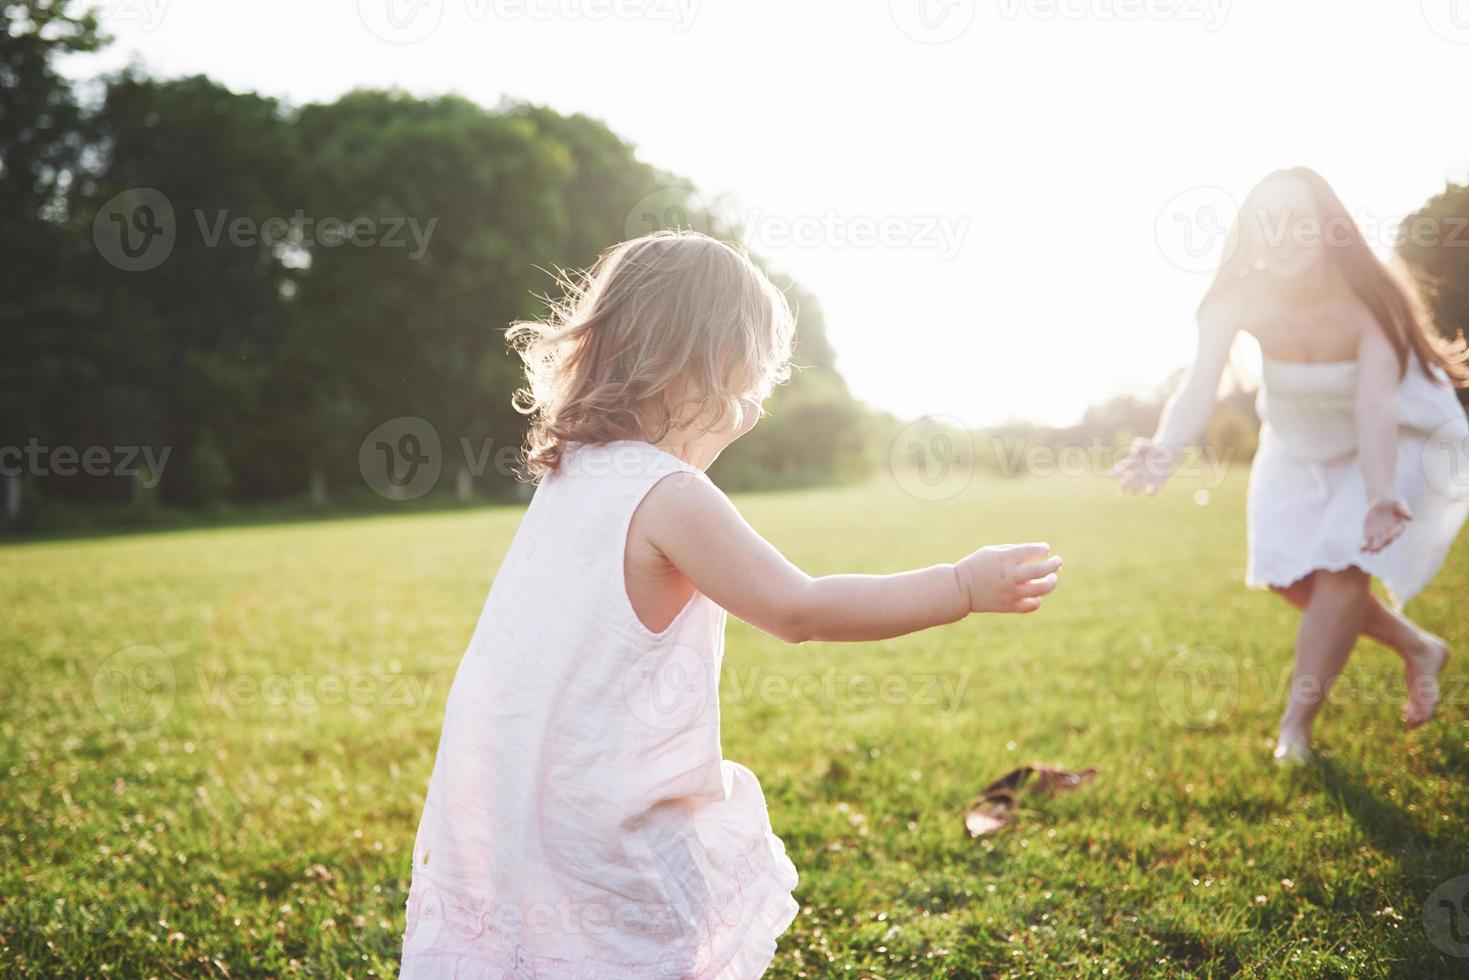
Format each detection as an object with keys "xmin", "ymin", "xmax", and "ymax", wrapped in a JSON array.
[
  {"xmin": 401, "ymin": 441, "xmax": 799, "ymax": 979},
  {"xmin": 1247, "ymin": 355, "xmax": 1469, "ymax": 605}
]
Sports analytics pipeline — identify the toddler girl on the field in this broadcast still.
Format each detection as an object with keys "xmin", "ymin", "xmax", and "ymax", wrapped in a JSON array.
[{"xmin": 400, "ymin": 230, "xmax": 1062, "ymax": 978}]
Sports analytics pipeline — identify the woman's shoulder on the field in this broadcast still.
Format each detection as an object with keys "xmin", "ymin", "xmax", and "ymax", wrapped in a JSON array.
[{"xmin": 1198, "ymin": 284, "xmax": 1273, "ymax": 336}]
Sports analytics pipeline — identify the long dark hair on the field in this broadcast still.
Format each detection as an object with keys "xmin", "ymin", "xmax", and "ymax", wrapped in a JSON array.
[{"xmin": 1199, "ymin": 166, "xmax": 1469, "ymax": 384}]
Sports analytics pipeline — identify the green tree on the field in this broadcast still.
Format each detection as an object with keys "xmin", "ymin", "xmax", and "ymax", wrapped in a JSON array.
[
  {"xmin": 5, "ymin": 41, "xmax": 875, "ymax": 527},
  {"xmin": 1398, "ymin": 181, "xmax": 1469, "ymax": 410},
  {"xmin": 70, "ymin": 73, "xmax": 300, "ymax": 506},
  {"xmin": 289, "ymin": 91, "xmax": 572, "ymax": 500},
  {"xmin": 0, "ymin": 0, "xmax": 104, "ymax": 523}
]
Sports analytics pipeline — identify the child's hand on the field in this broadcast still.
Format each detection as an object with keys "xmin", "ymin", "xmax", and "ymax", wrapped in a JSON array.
[
  {"xmin": 1112, "ymin": 438, "xmax": 1174, "ymax": 495},
  {"xmin": 1362, "ymin": 496, "xmax": 1411, "ymax": 553},
  {"xmin": 955, "ymin": 543, "xmax": 1062, "ymax": 614}
]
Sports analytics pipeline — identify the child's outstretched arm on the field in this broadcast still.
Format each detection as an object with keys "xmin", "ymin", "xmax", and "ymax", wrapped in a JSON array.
[{"xmin": 637, "ymin": 475, "xmax": 1061, "ymax": 644}]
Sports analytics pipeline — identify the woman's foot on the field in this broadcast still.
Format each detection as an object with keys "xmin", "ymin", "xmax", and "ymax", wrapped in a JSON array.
[
  {"xmin": 1401, "ymin": 633, "xmax": 1450, "ymax": 729},
  {"xmin": 1272, "ymin": 731, "xmax": 1314, "ymax": 766}
]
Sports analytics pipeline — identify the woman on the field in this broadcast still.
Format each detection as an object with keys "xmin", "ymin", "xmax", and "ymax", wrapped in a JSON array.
[{"xmin": 1116, "ymin": 167, "xmax": 1469, "ymax": 763}]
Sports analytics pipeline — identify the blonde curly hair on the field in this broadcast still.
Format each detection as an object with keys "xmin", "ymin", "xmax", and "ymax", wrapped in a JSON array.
[{"xmin": 508, "ymin": 231, "xmax": 795, "ymax": 477}]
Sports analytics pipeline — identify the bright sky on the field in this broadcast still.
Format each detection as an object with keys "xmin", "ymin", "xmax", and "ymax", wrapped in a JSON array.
[{"xmin": 71, "ymin": 0, "xmax": 1469, "ymax": 427}]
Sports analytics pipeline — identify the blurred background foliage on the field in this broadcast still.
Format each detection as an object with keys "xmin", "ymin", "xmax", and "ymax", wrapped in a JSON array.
[
  {"xmin": 3, "ymin": 0, "xmax": 1465, "ymax": 532},
  {"xmin": 1, "ymin": 1, "xmax": 870, "ymax": 529},
  {"xmin": 1399, "ymin": 181, "xmax": 1469, "ymax": 413}
]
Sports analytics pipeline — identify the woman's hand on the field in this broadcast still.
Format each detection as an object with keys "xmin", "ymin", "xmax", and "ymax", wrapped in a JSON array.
[
  {"xmin": 955, "ymin": 543, "xmax": 1062, "ymax": 614},
  {"xmin": 1363, "ymin": 496, "xmax": 1412, "ymax": 553},
  {"xmin": 1112, "ymin": 438, "xmax": 1176, "ymax": 495}
]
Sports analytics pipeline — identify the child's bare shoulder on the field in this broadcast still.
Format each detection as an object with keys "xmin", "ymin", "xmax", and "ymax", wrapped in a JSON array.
[
  {"xmin": 635, "ymin": 469, "xmax": 730, "ymax": 533},
  {"xmin": 625, "ymin": 470, "xmax": 736, "ymax": 566}
]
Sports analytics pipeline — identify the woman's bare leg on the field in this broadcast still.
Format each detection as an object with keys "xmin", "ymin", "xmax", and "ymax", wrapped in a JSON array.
[
  {"xmin": 1271, "ymin": 577, "xmax": 1449, "ymax": 727},
  {"xmin": 1273, "ymin": 578, "xmax": 1421, "ymax": 654},
  {"xmin": 1274, "ymin": 568, "xmax": 1370, "ymax": 759}
]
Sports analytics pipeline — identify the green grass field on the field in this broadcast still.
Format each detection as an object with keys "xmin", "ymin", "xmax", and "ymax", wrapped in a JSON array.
[{"xmin": 4, "ymin": 468, "xmax": 1469, "ymax": 978}]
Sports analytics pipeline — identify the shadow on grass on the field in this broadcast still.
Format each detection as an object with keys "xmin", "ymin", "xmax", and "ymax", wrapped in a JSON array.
[
  {"xmin": 1428, "ymin": 734, "xmax": 1469, "ymax": 781},
  {"xmin": 1317, "ymin": 753, "xmax": 1469, "ymax": 973},
  {"xmin": 1317, "ymin": 756, "xmax": 1469, "ymax": 863}
]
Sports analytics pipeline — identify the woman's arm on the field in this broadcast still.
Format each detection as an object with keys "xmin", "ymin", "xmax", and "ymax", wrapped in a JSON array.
[
  {"xmin": 1155, "ymin": 306, "xmax": 1239, "ymax": 450},
  {"xmin": 1356, "ymin": 323, "xmax": 1412, "ymax": 552},
  {"xmin": 1115, "ymin": 306, "xmax": 1239, "ymax": 494},
  {"xmin": 637, "ymin": 475, "xmax": 1062, "ymax": 644}
]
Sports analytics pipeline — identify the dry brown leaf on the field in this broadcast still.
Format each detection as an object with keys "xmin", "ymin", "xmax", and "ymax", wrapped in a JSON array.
[{"xmin": 963, "ymin": 763, "xmax": 1099, "ymax": 838}]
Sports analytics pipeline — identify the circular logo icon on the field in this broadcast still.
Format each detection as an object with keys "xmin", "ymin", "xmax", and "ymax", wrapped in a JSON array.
[
  {"xmin": 623, "ymin": 644, "xmax": 714, "ymax": 731},
  {"xmin": 654, "ymin": 950, "xmax": 695, "ymax": 979},
  {"xmin": 1424, "ymin": 875, "xmax": 1469, "ymax": 957},
  {"xmin": 92, "ymin": 187, "xmax": 176, "ymax": 272},
  {"xmin": 889, "ymin": 0, "xmax": 976, "ymax": 43},
  {"xmin": 1422, "ymin": 0, "xmax": 1469, "ymax": 43},
  {"xmin": 93, "ymin": 645, "xmax": 176, "ymax": 731},
  {"xmin": 1155, "ymin": 645, "xmax": 1239, "ymax": 729},
  {"xmin": 622, "ymin": 186, "xmax": 716, "ymax": 271},
  {"xmin": 359, "ymin": 416, "xmax": 442, "ymax": 500},
  {"xmin": 888, "ymin": 415, "xmax": 974, "ymax": 501},
  {"xmin": 1154, "ymin": 185, "xmax": 1238, "ymax": 274},
  {"xmin": 1422, "ymin": 415, "xmax": 1469, "ymax": 502},
  {"xmin": 357, "ymin": 0, "xmax": 445, "ymax": 43},
  {"xmin": 625, "ymin": 185, "xmax": 711, "ymax": 238},
  {"xmin": 709, "ymin": 853, "xmax": 757, "ymax": 927}
]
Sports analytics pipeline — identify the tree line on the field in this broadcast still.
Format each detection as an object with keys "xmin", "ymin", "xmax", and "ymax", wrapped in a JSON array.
[
  {"xmin": 4, "ymin": 3, "xmax": 1465, "ymax": 532},
  {"xmin": 0, "ymin": 1, "xmax": 868, "ymax": 530}
]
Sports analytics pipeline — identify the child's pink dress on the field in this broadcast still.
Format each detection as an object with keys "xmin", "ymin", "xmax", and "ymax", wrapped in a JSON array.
[{"xmin": 401, "ymin": 441, "xmax": 799, "ymax": 979}]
